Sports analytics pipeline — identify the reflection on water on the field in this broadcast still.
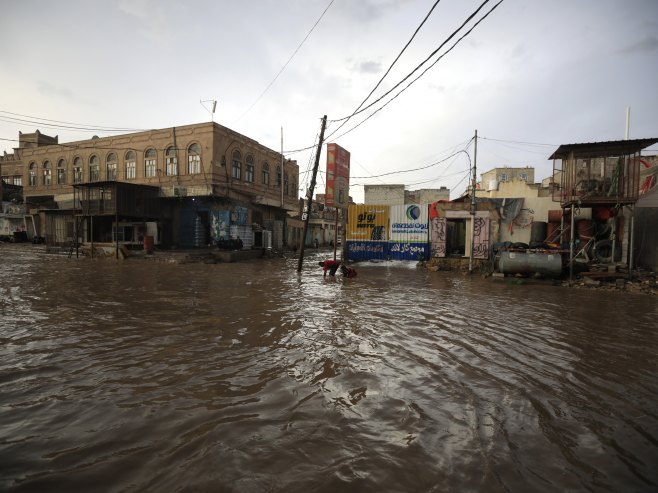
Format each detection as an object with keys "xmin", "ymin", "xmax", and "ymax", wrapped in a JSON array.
[{"xmin": 1, "ymin": 248, "xmax": 657, "ymax": 492}]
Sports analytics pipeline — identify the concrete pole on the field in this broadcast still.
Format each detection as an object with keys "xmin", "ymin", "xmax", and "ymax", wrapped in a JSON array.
[{"xmin": 469, "ymin": 130, "xmax": 477, "ymax": 273}]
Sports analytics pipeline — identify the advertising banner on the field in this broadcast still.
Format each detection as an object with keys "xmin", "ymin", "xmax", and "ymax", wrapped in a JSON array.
[
  {"xmin": 346, "ymin": 204, "xmax": 389, "ymax": 260},
  {"xmin": 325, "ymin": 143, "xmax": 350, "ymax": 208},
  {"xmin": 210, "ymin": 210, "xmax": 230, "ymax": 241},
  {"xmin": 388, "ymin": 204, "xmax": 429, "ymax": 260}
]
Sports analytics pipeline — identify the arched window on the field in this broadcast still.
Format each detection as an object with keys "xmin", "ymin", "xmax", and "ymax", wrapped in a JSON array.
[
  {"xmin": 145, "ymin": 148, "xmax": 156, "ymax": 177},
  {"xmin": 57, "ymin": 159, "xmax": 67, "ymax": 184},
  {"xmin": 276, "ymin": 166, "xmax": 281, "ymax": 187},
  {"xmin": 43, "ymin": 160, "xmax": 52, "ymax": 185},
  {"xmin": 165, "ymin": 146, "xmax": 177, "ymax": 176},
  {"xmin": 106, "ymin": 152, "xmax": 118, "ymax": 180},
  {"xmin": 232, "ymin": 150, "xmax": 242, "ymax": 180},
  {"xmin": 125, "ymin": 151, "xmax": 136, "ymax": 179},
  {"xmin": 245, "ymin": 154, "xmax": 254, "ymax": 183},
  {"xmin": 262, "ymin": 162, "xmax": 270, "ymax": 185},
  {"xmin": 284, "ymin": 172, "xmax": 289, "ymax": 195},
  {"xmin": 73, "ymin": 157, "xmax": 83, "ymax": 183},
  {"xmin": 187, "ymin": 143, "xmax": 201, "ymax": 174},
  {"xmin": 89, "ymin": 155, "xmax": 100, "ymax": 182},
  {"xmin": 28, "ymin": 162, "xmax": 37, "ymax": 186}
]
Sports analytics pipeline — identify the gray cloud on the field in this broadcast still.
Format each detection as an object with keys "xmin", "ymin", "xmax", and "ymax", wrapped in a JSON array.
[
  {"xmin": 357, "ymin": 61, "xmax": 382, "ymax": 74},
  {"xmin": 619, "ymin": 35, "xmax": 658, "ymax": 53}
]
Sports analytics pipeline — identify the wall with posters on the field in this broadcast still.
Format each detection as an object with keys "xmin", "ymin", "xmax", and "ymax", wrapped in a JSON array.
[
  {"xmin": 346, "ymin": 204, "xmax": 389, "ymax": 260},
  {"xmin": 388, "ymin": 204, "xmax": 430, "ymax": 260}
]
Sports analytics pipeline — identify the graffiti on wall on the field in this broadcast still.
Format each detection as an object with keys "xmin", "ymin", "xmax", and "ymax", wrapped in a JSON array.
[{"xmin": 430, "ymin": 217, "xmax": 447, "ymax": 258}]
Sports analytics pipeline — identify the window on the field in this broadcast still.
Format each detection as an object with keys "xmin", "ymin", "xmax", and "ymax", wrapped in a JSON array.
[
  {"xmin": 73, "ymin": 157, "xmax": 83, "ymax": 183},
  {"xmin": 29, "ymin": 162, "xmax": 37, "ymax": 186},
  {"xmin": 13, "ymin": 176, "xmax": 22, "ymax": 186},
  {"xmin": 57, "ymin": 159, "xmax": 67, "ymax": 184},
  {"xmin": 232, "ymin": 150, "xmax": 242, "ymax": 180},
  {"xmin": 519, "ymin": 172, "xmax": 528, "ymax": 182},
  {"xmin": 276, "ymin": 166, "xmax": 281, "ymax": 187},
  {"xmin": 245, "ymin": 154, "xmax": 254, "ymax": 182},
  {"xmin": 284, "ymin": 172, "xmax": 289, "ymax": 195},
  {"xmin": 89, "ymin": 155, "xmax": 100, "ymax": 181},
  {"xmin": 291, "ymin": 179, "xmax": 297, "ymax": 197},
  {"xmin": 145, "ymin": 148, "xmax": 156, "ymax": 177},
  {"xmin": 187, "ymin": 143, "xmax": 201, "ymax": 174},
  {"xmin": 106, "ymin": 152, "xmax": 118, "ymax": 180},
  {"xmin": 43, "ymin": 160, "xmax": 52, "ymax": 185},
  {"xmin": 499, "ymin": 173, "xmax": 508, "ymax": 182},
  {"xmin": 125, "ymin": 151, "xmax": 136, "ymax": 179},
  {"xmin": 262, "ymin": 162, "xmax": 270, "ymax": 185},
  {"xmin": 165, "ymin": 146, "xmax": 177, "ymax": 176}
]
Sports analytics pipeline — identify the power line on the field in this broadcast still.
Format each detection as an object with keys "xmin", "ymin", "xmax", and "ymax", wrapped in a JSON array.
[
  {"xmin": 0, "ymin": 111, "xmax": 147, "ymax": 133},
  {"xmin": 235, "ymin": 0, "xmax": 335, "ymax": 123},
  {"xmin": 329, "ymin": 0, "xmax": 443, "ymax": 135},
  {"xmin": 351, "ymin": 149, "xmax": 470, "ymax": 179},
  {"xmin": 323, "ymin": 0, "xmax": 504, "ymax": 144},
  {"xmin": 329, "ymin": 0, "xmax": 496, "ymax": 126},
  {"xmin": 480, "ymin": 136, "xmax": 557, "ymax": 147}
]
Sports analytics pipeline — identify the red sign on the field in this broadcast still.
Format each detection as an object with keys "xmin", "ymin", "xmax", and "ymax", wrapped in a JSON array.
[{"xmin": 325, "ymin": 143, "xmax": 350, "ymax": 208}]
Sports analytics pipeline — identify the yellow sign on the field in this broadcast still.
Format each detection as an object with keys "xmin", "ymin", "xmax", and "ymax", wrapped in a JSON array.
[{"xmin": 347, "ymin": 204, "xmax": 389, "ymax": 241}]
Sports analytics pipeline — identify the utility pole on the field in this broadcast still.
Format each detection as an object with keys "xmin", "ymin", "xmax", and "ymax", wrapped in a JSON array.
[
  {"xmin": 281, "ymin": 127, "xmax": 284, "ymax": 209},
  {"xmin": 297, "ymin": 115, "xmax": 327, "ymax": 273},
  {"xmin": 469, "ymin": 129, "xmax": 478, "ymax": 273}
]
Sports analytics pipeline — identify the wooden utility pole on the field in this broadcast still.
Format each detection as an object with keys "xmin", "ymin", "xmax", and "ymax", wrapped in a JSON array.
[{"xmin": 297, "ymin": 115, "xmax": 327, "ymax": 273}]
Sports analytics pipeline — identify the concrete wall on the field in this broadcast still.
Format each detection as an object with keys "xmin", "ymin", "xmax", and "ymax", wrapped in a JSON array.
[
  {"xmin": 481, "ymin": 167, "xmax": 535, "ymax": 190},
  {"xmin": 476, "ymin": 178, "xmax": 591, "ymax": 244},
  {"xmin": 364, "ymin": 184, "xmax": 405, "ymax": 205}
]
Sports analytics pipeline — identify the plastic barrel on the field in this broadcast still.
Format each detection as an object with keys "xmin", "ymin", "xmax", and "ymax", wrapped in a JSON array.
[
  {"xmin": 144, "ymin": 235, "xmax": 154, "ymax": 254},
  {"xmin": 577, "ymin": 219, "xmax": 595, "ymax": 241},
  {"xmin": 530, "ymin": 221, "xmax": 547, "ymax": 243}
]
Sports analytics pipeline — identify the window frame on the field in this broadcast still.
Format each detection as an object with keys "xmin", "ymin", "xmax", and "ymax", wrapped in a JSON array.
[
  {"xmin": 73, "ymin": 157, "xmax": 83, "ymax": 184},
  {"xmin": 43, "ymin": 160, "xmax": 52, "ymax": 186},
  {"xmin": 28, "ymin": 162, "xmax": 37, "ymax": 186},
  {"xmin": 106, "ymin": 152, "xmax": 118, "ymax": 180},
  {"xmin": 262, "ymin": 162, "xmax": 270, "ymax": 185},
  {"xmin": 232, "ymin": 150, "xmax": 242, "ymax": 180},
  {"xmin": 165, "ymin": 146, "xmax": 178, "ymax": 176},
  {"xmin": 245, "ymin": 154, "xmax": 254, "ymax": 183},
  {"xmin": 57, "ymin": 158, "xmax": 67, "ymax": 185},
  {"xmin": 145, "ymin": 148, "xmax": 157, "ymax": 178},
  {"xmin": 187, "ymin": 143, "xmax": 201, "ymax": 174},
  {"xmin": 125, "ymin": 151, "xmax": 136, "ymax": 179},
  {"xmin": 89, "ymin": 155, "xmax": 100, "ymax": 182}
]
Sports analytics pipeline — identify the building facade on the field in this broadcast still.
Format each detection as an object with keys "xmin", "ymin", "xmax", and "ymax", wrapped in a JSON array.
[
  {"xmin": 0, "ymin": 123, "xmax": 299, "ymax": 250},
  {"xmin": 481, "ymin": 166, "xmax": 534, "ymax": 191},
  {"xmin": 364, "ymin": 184, "xmax": 451, "ymax": 205}
]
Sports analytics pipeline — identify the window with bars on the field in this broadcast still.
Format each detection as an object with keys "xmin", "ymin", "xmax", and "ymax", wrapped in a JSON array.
[
  {"xmin": 89, "ymin": 155, "xmax": 100, "ymax": 182},
  {"xmin": 57, "ymin": 159, "xmax": 67, "ymax": 184},
  {"xmin": 43, "ymin": 160, "xmax": 52, "ymax": 185},
  {"xmin": 74, "ymin": 157, "xmax": 83, "ymax": 183}
]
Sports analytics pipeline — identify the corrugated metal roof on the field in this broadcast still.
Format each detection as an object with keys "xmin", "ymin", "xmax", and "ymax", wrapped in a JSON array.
[{"xmin": 548, "ymin": 138, "xmax": 658, "ymax": 160}]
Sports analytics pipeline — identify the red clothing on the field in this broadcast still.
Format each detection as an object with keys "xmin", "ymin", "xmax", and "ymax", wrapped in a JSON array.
[{"xmin": 321, "ymin": 260, "xmax": 341, "ymax": 276}]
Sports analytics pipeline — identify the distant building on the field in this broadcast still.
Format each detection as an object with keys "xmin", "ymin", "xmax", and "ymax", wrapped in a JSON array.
[
  {"xmin": 480, "ymin": 166, "xmax": 534, "ymax": 191},
  {"xmin": 364, "ymin": 184, "xmax": 450, "ymax": 205}
]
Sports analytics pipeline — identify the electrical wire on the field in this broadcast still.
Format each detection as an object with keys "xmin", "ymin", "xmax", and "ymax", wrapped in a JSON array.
[
  {"xmin": 329, "ymin": 0, "xmax": 496, "ymax": 126},
  {"xmin": 330, "ymin": 0, "xmax": 443, "ymax": 133},
  {"xmin": 235, "ymin": 0, "xmax": 335, "ymax": 123},
  {"xmin": 351, "ymin": 149, "xmax": 470, "ymax": 179},
  {"xmin": 0, "ymin": 111, "xmax": 148, "ymax": 133},
  {"xmin": 323, "ymin": 0, "xmax": 504, "ymax": 144}
]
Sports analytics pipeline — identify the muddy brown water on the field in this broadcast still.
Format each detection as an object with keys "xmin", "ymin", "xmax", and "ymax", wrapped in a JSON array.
[{"xmin": 1, "ymin": 248, "xmax": 657, "ymax": 492}]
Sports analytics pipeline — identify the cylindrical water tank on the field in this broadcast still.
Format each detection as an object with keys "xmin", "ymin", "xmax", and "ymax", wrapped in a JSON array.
[{"xmin": 498, "ymin": 251, "xmax": 563, "ymax": 278}]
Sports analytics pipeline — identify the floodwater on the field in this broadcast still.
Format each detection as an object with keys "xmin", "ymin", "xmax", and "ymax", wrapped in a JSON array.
[{"xmin": 1, "ymin": 247, "xmax": 657, "ymax": 493}]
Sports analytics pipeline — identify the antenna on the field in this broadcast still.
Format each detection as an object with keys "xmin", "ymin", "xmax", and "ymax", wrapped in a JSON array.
[{"xmin": 200, "ymin": 99, "xmax": 218, "ymax": 122}]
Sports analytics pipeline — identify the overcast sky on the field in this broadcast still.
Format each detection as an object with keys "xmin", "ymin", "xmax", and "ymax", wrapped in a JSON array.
[{"xmin": 1, "ymin": 0, "xmax": 657, "ymax": 202}]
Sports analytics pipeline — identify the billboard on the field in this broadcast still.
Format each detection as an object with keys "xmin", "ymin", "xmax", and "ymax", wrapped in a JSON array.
[
  {"xmin": 389, "ymin": 204, "xmax": 430, "ymax": 260},
  {"xmin": 346, "ymin": 204, "xmax": 389, "ymax": 260},
  {"xmin": 325, "ymin": 143, "xmax": 350, "ymax": 208}
]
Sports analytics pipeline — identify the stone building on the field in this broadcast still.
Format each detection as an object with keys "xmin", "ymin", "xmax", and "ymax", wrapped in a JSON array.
[{"xmin": 0, "ymin": 123, "xmax": 299, "ymax": 250}]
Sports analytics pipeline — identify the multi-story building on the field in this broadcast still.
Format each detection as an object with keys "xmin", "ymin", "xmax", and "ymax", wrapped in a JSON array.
[{"xmin": 0, "ymin": 122, "xmax": 299, "ymax": 250}]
